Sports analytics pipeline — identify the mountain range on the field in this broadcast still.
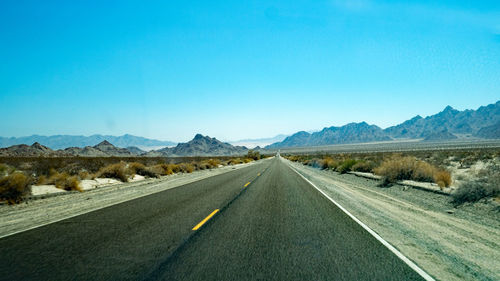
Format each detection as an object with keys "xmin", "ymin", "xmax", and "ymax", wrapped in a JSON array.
[
  {"xmin": 267, "ymin": 101, "xmax": 500, "ymax": 148},
  {"xmin": 0, "ymin": 135, "xmax": 248, "ymax": 157},
  {"xmin": 0, "ymin": 134, "xmax": 176, "ymax": 150},
  {"xmin": 1, "ymin": 101, "xmax": 498, "ymax": 155}
]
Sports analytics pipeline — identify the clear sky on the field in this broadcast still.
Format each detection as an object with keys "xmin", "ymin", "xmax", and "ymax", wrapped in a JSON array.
[{"xmin": 1, "ymin": 0, "xmax": 499, "ymax": 142}]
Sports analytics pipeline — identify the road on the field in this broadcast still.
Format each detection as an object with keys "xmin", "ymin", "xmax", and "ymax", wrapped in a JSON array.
[{"xmin": 0, "ymin": 157, "xmax": 426, "ymax": 281}]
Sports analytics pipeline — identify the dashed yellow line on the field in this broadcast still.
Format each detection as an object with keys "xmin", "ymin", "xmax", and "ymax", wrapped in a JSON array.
[
  {"xmin": 192, "ymin": 209, "xmax": 219, "ymax": 231},
  {"xmin": 244, "ymin": 182, "xmax": 251, "ymax": 187}
]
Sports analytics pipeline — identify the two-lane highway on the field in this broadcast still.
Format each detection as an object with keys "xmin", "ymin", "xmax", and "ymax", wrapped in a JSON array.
[
  {"xmin": 0, "ymin": 157, "xmax": 427, "ymax": 280},
  {"xmin": 0, "ymin": 160, "xmax": 270, "ymax": 281}
]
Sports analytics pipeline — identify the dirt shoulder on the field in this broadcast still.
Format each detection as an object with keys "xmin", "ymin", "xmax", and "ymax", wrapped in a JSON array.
[
  {"xmin": 287, "ymin": 159, "xmax": 499, "ymax": 281},
  {"xmin": 0, "ymin": 161, "xmax": 263, "ymax": 238}
]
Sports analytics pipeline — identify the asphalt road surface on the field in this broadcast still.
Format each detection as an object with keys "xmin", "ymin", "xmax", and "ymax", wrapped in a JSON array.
[{"xmin": 0, "ymin": 157, "xmax": 426, "ymax": 281}]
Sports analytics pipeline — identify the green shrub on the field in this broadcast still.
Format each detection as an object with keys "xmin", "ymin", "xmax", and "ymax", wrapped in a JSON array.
[
  {"xmin": 336, "ymin": 159, "xmax": 358, "ymax": 174},
  {"xmin": 0, "ymin": 172, "xmax": 31, "ymax": 204},
  {"xmin": 246, "ymin": 150, "xmax": 261, "ymax": 160}
]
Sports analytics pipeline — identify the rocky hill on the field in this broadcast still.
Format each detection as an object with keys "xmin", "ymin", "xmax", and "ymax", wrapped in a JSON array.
[
  {"xmin": 0, "ymin": 142, "xmax": 65, "ymax": 157},
  {"xmin": 149, "ymin": 134, "xmax": 248, "ymax": 157},
  {"xmin": 64, "ymin": 141, "xmax": 133, "ymax": 157}
]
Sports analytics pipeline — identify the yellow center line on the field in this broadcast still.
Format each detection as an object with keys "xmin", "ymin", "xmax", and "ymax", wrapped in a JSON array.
[
  {"xmin": 244, "ymin": 182, "xmax": 251, "ymax": 187},
  {"xmin": 192, "ymin": 209, "xmax": 219, "ymax": 231}
]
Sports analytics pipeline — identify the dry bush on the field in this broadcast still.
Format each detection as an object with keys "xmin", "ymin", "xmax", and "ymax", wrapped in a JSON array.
[
  {"xmin": 452, "ymin": 163, "xmax": 500, "ymax": 205},
  {"xmin": 434, "ymin": 170, "xmax": 452, "ymax": 189},
  {"xmin": 374, "ymin": 155, "xmax": 451, "ymax": 187},
  {"xmin": 150, "ymin": 164, "xmax": 173, "ymax": 176},
  {"xmin": 351, "ymin": 160, "xmax": 376, "ymax": 173},
  {"xmin": 452, "ymin": 181, "xmax": 499, "ymax": 205},
  {"xmin": 96, "ymin": 162, "xmax": 130, "ymax": 182},
  {"xmin": 0, "ymin": 163, "xmax": 11, "ymax": 176},
  {"xmin": 179, "ymin": 163, "xmax": 194, "ymax": 173},
  {"xmin": 78, "ymin": 170, "xmax": 92, "ymax": 180},
  {"xmin": 229, "ymin": 158, "xmax": 243, "ymax": 165},
  {"xmin": 128, "ymin": 162, "xmax": 159, "ymax": 178},
  {"xmin": 45, "ymin": 171, "xmax": 82, "ymax": 191},
  {"xmin": 243, "ymin": 158, "xmax": 253, "ymax": 163},
  {"xmin": 321, "ymin": 157, "xmax": 338, "ymax": 170},
  {"xmin": 208, "ymin": 159, "xmax": 221, "ymax": 167},
  {"xmin": 0, "ymin": 172, "xmax": 31, "ymax": 204}
]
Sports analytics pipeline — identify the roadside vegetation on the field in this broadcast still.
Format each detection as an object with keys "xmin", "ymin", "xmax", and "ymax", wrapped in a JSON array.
[
  {"xmin": 285, "ymin": 148, "xmax": 499, "ymax": 205},
  {"xmin": 0, "ymin": 151, "xmax": 270, "ymax": 204}
]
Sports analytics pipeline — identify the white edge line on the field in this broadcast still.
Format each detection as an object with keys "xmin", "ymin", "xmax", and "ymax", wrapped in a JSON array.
[
  {"xmin": 284, "ymin": 158, "xmax": 436, "ymax": 281},
  {"xmin": 0, "ymin": 160, "xmax": 267, "ymax": 240}
]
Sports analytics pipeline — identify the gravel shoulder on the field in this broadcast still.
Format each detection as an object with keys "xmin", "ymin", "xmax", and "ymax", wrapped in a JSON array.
[
  {"xmin": 287, "ymin": 159, "xmax": 500, "ymax": 281},
  {"xmin": 0, "ymin": 161, "xmax": 263, "ymax": 238}
]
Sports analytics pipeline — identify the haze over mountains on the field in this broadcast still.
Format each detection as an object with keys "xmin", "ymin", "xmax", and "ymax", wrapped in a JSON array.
[
  {"xmin": 0, "ymin": 134, "xmax": 176, "ymax": 150},
  {"xmin": 267, "ymin": 101, "xmax": 500, "ymax": 148}
]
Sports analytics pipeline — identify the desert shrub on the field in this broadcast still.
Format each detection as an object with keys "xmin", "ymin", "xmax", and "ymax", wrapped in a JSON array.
[
  {"xmin": 321, "ymin": 157, "xmax": 337, "ymax": 170},
  {"xmin": 411, "ymin": 161, "xmax": 435, "ymax": 182},
  {"xmin": 78, "ymin": 170, "xmax": 92, "ymax": 180},
  {"xmin": 150, "ymin": 164, "xmax": 173, "ymax": 176},
  {"xmin": 0, "ymin": 163, "xmax": 11, "ymax": 176},
  {"xmin": 336, "ymin": 159, "xmax": 358, "ymax": 174},
  {"xmin": 247, "ymin": 150, "xmax": 261, "ymax": 160},
  {"xmin": 0, "ymin": 172, "xmax": 31, "ymax": 204},
  {"xmin": 434, "ymin": 170, "xmax": 453, "ymax": 188},
  {"xmin": 207, "ymin": 159, "xmax": 221, "ymax": 167},
  {"xmin": 452, "ymin": 180, "xmax": 499, "ymax": 205},
  {"xmin": 37, "ymin": 175, "xmax": 48, "ymax": 185},
  {"xmin": 229, "ymin": 158, "xmax": 243, "ymax": 165},
  {"xmin": 179, "ymin": 163, "xmax": 195, "ymax": 173},
  {"xmin": 351, "ymin": 160, "xmax": 376, "ymax": 173},
  {"xmin": 374, "ymin": 155, "xmax": 451, "ymax": 186},
  {"xmin": 243, "ymin": 158, "xmax": 253, "ymax": 163},
  {"xmin": 307, "ymin": 159, "xmax": 322, "ymax": 169},
  {"xmin": 96, "ymin": 162, "xmax": 130, "ymax": 182},
  {"xmin": 128, "ymin": 162, "xmax": 159, "ymax": 178},
  {"xmin": 46, "ymin": 172, "xmax": 82, "ymax": 191}
]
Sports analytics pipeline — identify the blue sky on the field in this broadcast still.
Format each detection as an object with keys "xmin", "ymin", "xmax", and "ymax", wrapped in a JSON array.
[{"xmin": 1, "ymin": 0, "xmax": 499, "ymax": 142}]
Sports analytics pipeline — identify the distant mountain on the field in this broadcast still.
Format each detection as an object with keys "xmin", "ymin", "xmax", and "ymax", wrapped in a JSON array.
[
  {"xmin": 0, "ymin": 142, "xmax": 65, "ymax": 157},
  {"xmin": 385, "ymin": 101, "xmax": 500, "ymax": 138},
  {"xmin": 64, "ymin": 140, "xmax": 133, "ymax": 157},
  {"xmin": 0, "ymin": 134, "xmax": 176, "ymax": 150},
  {"xmin": 267, "ymin": 122, "xmax": 391, "ymax": 148},
  {"xmin": 267, "ymin": 100, "xmax": 500, "ymax": 149},
  {"xmin": 126, "ymin": 146, "xmax": 146, "ymax": 155},
  {"xmin": 229, "ymin": 134, "xmax": 288, "ymax": 148},
  {"xmin": 149, "ymin": 134, "xmax": 248, "ymax": 156}
]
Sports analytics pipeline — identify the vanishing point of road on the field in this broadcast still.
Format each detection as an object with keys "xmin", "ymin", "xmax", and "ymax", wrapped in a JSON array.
[{"xmin": 0, "ymin": 157, "xmax": 427, "ymax": 281}]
